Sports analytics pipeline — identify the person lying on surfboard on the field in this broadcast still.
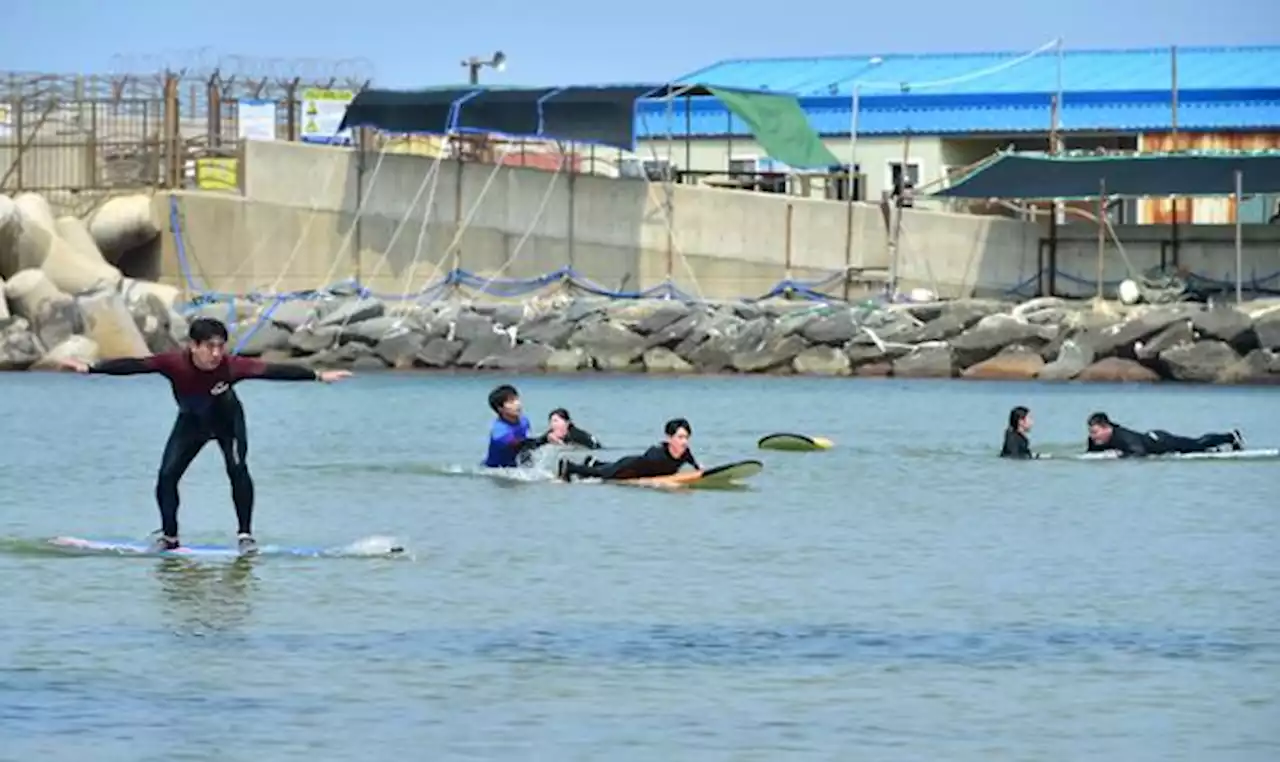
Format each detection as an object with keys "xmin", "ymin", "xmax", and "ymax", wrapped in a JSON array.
[
  {"xmin": 484, "ymin": 384, "xmax": 533, "ymax": 468},
  {"xmin": 1000, "ymin": 406, "xmax": 1039, "ymax": 459},
  {"xmin": 1086, "ymin": 412, "xmax": 1243, "ymax": 458},
  {"xmin": 56, "ymin": 316, "xmax": 351, "ymax": 554},
  {"xmin": 557, "ymin": 418, "xmax": 698, "ymax": 482}
]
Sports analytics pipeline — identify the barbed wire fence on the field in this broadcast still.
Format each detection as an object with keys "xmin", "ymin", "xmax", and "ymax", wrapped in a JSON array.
[{"xmin": 0, "ymin": 50, "xmax": 375, "ymax": 210}]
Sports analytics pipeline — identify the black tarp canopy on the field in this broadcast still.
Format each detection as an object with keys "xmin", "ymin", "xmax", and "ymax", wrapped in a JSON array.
[
  {"xmin": 336, "ymin": 83, "xmax": 842, "ymax": 167},
  {"xmin": 932, "ymin": 150, "xmax": 1280, "ymax": 200}
]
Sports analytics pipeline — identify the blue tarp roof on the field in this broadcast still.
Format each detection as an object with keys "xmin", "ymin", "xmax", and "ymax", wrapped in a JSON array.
[{"xmin": 676, "ymin": 44, "xmax": 1280, "ymax": 97}]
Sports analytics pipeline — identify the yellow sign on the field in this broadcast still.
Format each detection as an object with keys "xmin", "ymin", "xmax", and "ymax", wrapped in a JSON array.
[
  {"xmin": 195, "ymin": 158, "xmax": 238, "ymax": 191},
  {"xmin": 299, "ymin": 88, "xmax": 354, "ymax": 144}
]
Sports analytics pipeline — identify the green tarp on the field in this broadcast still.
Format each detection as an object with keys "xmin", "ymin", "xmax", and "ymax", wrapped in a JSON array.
[{"xmin": 708, "ymin": 87, "xmax": 841, "ymax": 170}]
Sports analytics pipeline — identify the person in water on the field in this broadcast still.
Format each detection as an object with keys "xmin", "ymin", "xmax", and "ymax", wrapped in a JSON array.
[
  {"xmin": 484, "ymin": 384, "xmax": 532, "ymax": 468},
  {"xmin": 531, "ymin": 408, "xmax": 602, "ymax": 450},
  {"xmin": 557, "ymin": 418, "xmax": 698, "ymax": 482},
  {"xmin": 1000, "ymin": 405, "xmax": 1038, "ymax": 459},
  {"xmin": 57, "ymin": 317, "xmax": 351, "ymax": 553},
  {"xmin": 1086, "ymin": 412, "xmax": 1243, "ymax": 457}
]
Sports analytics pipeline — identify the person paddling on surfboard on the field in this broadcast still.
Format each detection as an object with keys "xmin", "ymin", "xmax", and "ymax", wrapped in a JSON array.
[
  {"xmin": 484, "ymin": 384, "xmax": 533, "ymax": 468},
  {"xmin": 1000, "ymin": 406, "xmax": 1039, "ymax": 459},
  {"xmin": 1086, "ymin": 412, "xmax": 1243, "ymax": 458},
  {"xmin": 56, "ymin": 317, "xmax": 351, "ymax": 554},
  {"xmin": 557, "ymin": 418, "xmax": 698, "ymax": 482}
]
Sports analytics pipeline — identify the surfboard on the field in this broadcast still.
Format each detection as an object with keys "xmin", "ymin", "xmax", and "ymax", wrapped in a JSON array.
[
  {"xmin": 1051, "ymin": 448, "xmax": 1279, "ymax": 462},
  {"xmin": 44, "ymin": 536, "xmax": 406, "ymax": 559},
  {"xmin": 617, "ymin": 459, "xmax": 764, "ymax": 489},
  {"xmin": 757, "ymin": 433, "xmax": 833, "ymax": 452}
]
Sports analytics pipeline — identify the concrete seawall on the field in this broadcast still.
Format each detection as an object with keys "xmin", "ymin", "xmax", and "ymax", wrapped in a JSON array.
[{"xmin": 154, "ymin": 141, "xmax": 1280, "ymax": 302}]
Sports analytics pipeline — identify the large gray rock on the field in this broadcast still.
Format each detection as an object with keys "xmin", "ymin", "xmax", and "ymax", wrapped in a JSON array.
[
  {"xmin": 1089, "ymin": 305, "xmax": 1194, "ymax": 359},
  {"xmin": 338, "ymin": 316, "xmax": 402, "ymax": 346},
  {"xmin": 235, "ymin": 320, "xmax": 293, "ymax": 356},
  {"xmin": 317, "ymin": 297, "xmax": 385, "ymax": 328},
  {"xmin": 1252, "ymin": 310, "xmax": 1280, "ymax": 350},
  {"xmin": 416, "ymin": 337, "xmax": 464, "ymax": 367},
  {"xmin": 1191, "ymin": 306, "xmax": 1256, "ymax": 351},
  {"xmin": 792, "ymin": 345, "xmax": 852, "ymax": 376},
  {"xmin": 1217, "ymin": 349, "xmax": 1280, "ymax": 385},
  {"xmin": 892, "ymin": 343, "xmax": 955, "ymax": 378},
  {"xmin": 288, "ymin": 325, "xmax": 340, "ymax": 354},
  {"xmin": 731, "ymin": 334, "xmax": 808, "ymax": 373},
  {"xmin": 475, "ymin": 342, "xmax": 553, "ymax": 372},
  {"xmin": 545, "ymin": 347, "xmax": 587, "ymax": 372},
  {"xmin": 374, "ymin": 325, "xmax": 428, "ymax": 368},
  {"xmin": 456, "ymin": 332, "xmax": 515, "ymax": 367},
  {"xmin": 449, "ymin": 311, "xmax": 498, "ymax": 343},
  {"xmin": 1157, "ymin": 340, "xmax": 1240, "ymax": 383},
  {"xmin": 644, "ymin": 310, "xmax": 709, "ymax": 350},
  {"xmin": 516, "ymin": 314, "xmax": 577, "ymax": 347},
  {"xmin": 270, "ymin": 299, "xmax": 335, "ymax": 330},
  {"xmin": 799, "ymin": 310, "xmax": 859, "ymax": 346},
  {"xmin": 1038, "ymin": 338, "xmax": 1095, "ymax": 381},
  {"xmin": 607, "ymin": 300, "xmax": 692, "ymax": 335},
  {"xmin": 1135, "ymin": 319, "xmax": 1194, "ymax": 361},
  {"xmin": 905, "ymin": 298, "xmax": 1007, "ymax": 325},
  {"xmin": 950, "ymin": 315, "xmax": 1056, "ymax": 369},
  {"xmin": 568, "ymin": 320, "xmax": 645, "ymax": 370},
  {"xmin": 0, "ymin": 317, "xmax": 41, "ymax": 370},
  {"xmin": 642, "ymin": 347, "xmax": 693, "ymax": 373}
]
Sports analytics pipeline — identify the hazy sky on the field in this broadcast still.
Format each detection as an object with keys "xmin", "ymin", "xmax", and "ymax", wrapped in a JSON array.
[{"xmin": 4, "ymin": 0, "xmax": 1278, "ymax": 87}]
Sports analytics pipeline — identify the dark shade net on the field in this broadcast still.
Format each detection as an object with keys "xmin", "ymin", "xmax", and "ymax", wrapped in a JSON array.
[
  {"xmin": 935, "ymin": 153, "xmax": 1280, "ymax": 199},
  {"xmin": 539, "ymin": 86, "xmax": 657, "ymax": 149},
  {"xmin": 455, "ymin": 88, "xmax": 558, "ymax": 136},
  {"xmin": 339, "ymin": 88, "xmax": 476, "ymax": 135}
]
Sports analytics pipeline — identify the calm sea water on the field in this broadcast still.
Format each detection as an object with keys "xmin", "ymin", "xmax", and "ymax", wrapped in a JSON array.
[{"xmin": 1, "ymin": 371, "xmax": 1277, "ymax": 762}]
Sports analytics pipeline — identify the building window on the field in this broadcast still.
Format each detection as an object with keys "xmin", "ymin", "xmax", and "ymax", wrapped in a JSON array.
[{"xmin": 888, "ymin": 161, "xmax": 920, "ymax": 208}]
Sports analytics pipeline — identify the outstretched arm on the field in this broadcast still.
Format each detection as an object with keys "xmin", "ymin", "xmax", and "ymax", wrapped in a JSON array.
[
  {"xmin": 58, "ymin": 356, "xmax": 160, "ymax": 376},
  {"xmin": 683, "ymin": 449, "xmax": 701, "ymax": 471},
  {"xmin": 228, "ymin": 356, "xmax": 351, "ymax": 383},
  {"xmin": 567, "ymin": 426, "xmax": 602, "ymax": 449}
]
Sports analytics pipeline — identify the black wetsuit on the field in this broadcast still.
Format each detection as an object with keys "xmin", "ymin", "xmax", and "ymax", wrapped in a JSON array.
[
  {"xmin": 565, "ymin": 443, "xmax": 699, "ymax": 481},
  {"xmin": 523, "ymin": 424, "xmax": 602, "ymax": 452},
  {"xmin": 1000, "ymin": 428, "xmax": 1035, "ymax": 459},
  {"xmin": 89, "ymin": 350, "xmax": 318, "ymax": 538},
  {"xmin": 1091, "ymin": 423, "xmax": 1238, "ymax": 457}
]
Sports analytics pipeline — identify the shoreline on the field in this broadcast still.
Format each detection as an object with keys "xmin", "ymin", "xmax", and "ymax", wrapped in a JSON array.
[{"xmin": 5, "ymin": 280, "xmax": 1277, "ymax": 385}]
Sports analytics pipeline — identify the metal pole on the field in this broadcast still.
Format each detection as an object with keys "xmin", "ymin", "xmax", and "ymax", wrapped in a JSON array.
[
  {"xmin": 1170, "ymin": 45, "xmax": 1180, "ymax": 266},
  {"xmin": 1235, "ymin": 169, "xmax": 1244, "ymax": 304},
  {"xmin": 1054, "ymin": 37, "xmax": 1065, "ymax": 226},
  {"xmin": 1096, "ymin": 178, "xmax": 1106, "ymax": 302},
  {"xmin": 842, "ymin": 84, "xmax": 860, "ymax": 301}
]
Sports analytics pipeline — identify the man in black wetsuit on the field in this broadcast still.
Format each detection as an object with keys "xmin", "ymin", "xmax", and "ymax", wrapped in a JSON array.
[
  {"xmin": 557, "ymin": 418, "xmax": 698, "ymax": 482},
  {"xmin": 58, "ymin": 317, "xmax": 351, "ymax": 554},
  {"xmin": 1000, "ymin": 405, "xmax": 1038, "ymax": 459},
  {"xmin": 1086, "ymin": 411, "xmax": 1243, "ymax": 458}
]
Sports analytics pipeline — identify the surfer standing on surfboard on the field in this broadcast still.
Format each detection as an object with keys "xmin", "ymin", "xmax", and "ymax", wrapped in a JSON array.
[
  {"xmin": 557, "ymin": 418, "xmax": 699, "ymax": 482},
  {"xmin": 1086, "ymin": 412, "xmax": 1243, "ymax": 457},
  {"xmin": 1000, "ymin": 406, "xmax": 1039, "ymax": 459},
  {"xmin": 56, "ymin": 317, "xmax": 351, "ymax": 554}
]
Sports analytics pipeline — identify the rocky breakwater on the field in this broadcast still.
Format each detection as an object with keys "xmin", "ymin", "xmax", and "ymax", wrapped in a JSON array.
[
  {"xmin": 182, "ymin": 292, "xmax": 1280, "ymax": 385},
  {"xmin": 1, "ymin": 192, "xmax": 186, "ymax": 371}
]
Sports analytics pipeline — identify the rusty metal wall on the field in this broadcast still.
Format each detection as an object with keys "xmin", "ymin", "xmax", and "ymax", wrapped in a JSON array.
[{"xmin": 0, "ymin": 52, "xmax": 374, "ymax": 199}]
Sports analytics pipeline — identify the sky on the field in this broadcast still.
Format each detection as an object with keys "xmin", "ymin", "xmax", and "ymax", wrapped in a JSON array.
[{"xmin": 3, "ymin": 0, "xmax": 1278, "ymax": 88}]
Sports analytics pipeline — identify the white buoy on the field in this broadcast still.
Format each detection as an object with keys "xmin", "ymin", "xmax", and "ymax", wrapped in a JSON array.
[{"xmin": 1118, "ymin": 279, "xmax": 1141, "ymax": 305}]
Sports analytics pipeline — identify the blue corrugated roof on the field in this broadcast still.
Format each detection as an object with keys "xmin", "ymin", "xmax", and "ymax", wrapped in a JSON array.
[
  {"xmin": 676, "ymin": 45, "xmax": 1280, "ymax": 97},
  {"xmin": 634, "ymin": 98, "xmax": 1280, "ymax": 138}
]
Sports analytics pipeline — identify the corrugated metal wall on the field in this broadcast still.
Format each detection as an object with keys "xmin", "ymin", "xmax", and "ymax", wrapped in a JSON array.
[{"xmin": 1138, "ymin": 131, "xmax": 1280, "ymax": 224}]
